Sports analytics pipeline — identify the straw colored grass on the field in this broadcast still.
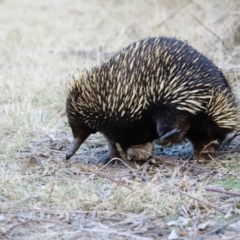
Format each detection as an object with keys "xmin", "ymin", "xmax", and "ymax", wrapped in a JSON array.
[{"xmin": 1, "ymin": 0, "xmax": 240, "ymax": 239}]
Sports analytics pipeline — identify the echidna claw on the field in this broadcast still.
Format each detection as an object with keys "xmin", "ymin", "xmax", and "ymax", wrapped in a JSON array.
[
  {"xmin": 97, "ymin": 154, "xmax": 111, "ymax": 164},
  {"xmin": 160, "ymin": 128, "xmax": 181, "ymax": 140}
]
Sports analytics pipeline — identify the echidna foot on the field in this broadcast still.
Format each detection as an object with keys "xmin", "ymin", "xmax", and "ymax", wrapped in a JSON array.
[{"xmin": 97, "ymin": 140, "xmax": 121, "ymax": 164}]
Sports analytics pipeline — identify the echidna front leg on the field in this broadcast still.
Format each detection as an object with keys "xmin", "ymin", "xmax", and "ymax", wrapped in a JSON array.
[{"xmin": 97, "ymin": 139, "xmax": 121, "ymax": 164}]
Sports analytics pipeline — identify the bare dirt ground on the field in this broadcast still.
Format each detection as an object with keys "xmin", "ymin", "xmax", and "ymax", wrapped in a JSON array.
[{"xmin": 1, "ymin": 1, "xmax": 240, "ymax": 239}]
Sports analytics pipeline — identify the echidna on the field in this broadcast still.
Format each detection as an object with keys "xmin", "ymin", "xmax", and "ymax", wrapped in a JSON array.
[{"xmin": 66, "ymin": 36, "xmax": 239, "ymax": 163}]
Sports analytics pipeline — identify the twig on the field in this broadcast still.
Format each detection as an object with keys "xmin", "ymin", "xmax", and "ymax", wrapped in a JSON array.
[
  {"xmin": 146, "ymin": 152, "xmax": 217, "ymax": 174},
  {"xmin": 205, "ymin": 186, "xmax": 240, "ymax": 197},
  {"xmin": 197, "ymin": 216, "xmax": 240, "ymax": 240},
  {"xmin": 140, "ymin": 164, "xmax": 150, "ymax": 182},
  {"xmin": 156, "ymin": 184, "xmax": 224, "ymax": 213},
  {"xmin": 79, "ymin": 228, "xmax": 151, "ymax": 240},
  {"xmin": 156, "ymin": 2, "xmax": 190, "ymax": 28},
  {"xmin": 48, "ymin": 182, "xmax": 55, "ymax": 202},
  {"xmin": 7, "ymin": 219, "xmax": 62, "ymax": 233},
  {"xmin": 60, "ymin": 48, "xmax": 113, "ymax": 61},
  {"xmin": 220, "ymin": 130, "xmax": 240, "ymax": 150},
  {"xmin": 98, "ymin": 157, "xmax": 136, "ymax": 173},
  {"xmin": 190, "ymin": 13, "xmax": 230, "ymax": 52},
  {"xmin": 208, "ymin": 42, "xmax": 240, "ymax": 63},
  {"xmin": 76, "ymin": 164, "xmax": 133, "ymax": 190},
  {"xmin": 0, "ymin": 208, "xmax": 128, "ymax": 215},
  {"xmin": 175, "ymin": 189, "xmax": 224, "ymax": 214}
]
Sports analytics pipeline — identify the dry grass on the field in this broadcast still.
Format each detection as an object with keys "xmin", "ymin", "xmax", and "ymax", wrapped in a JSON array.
[{"xmin": 1, "ymin": 0, "xmax": 240, "ymax": 239}]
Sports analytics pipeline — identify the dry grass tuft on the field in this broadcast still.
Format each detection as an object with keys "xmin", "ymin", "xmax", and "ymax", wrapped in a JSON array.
[{"xmin": 1, "ymin": 0, "xmax": 240, "ymax": 239}]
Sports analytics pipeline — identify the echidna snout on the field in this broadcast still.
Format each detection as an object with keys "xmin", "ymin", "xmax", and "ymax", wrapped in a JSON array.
[
  {"xmin": 66, "ymin": 119, "xmax": 95, "ymax": 160},
  {"xmin": 66, "ymin": 138, "xmax": 81, "ymax": 160}
]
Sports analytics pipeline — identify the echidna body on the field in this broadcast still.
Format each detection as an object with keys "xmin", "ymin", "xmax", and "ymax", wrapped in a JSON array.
[{"xmin": 66, "ymin": 36, "xmax": 238, "ymax": 162}]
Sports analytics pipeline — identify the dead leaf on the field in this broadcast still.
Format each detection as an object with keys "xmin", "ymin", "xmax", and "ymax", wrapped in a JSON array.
[
  {"xmin": 127, "ymin": 143, "xmax": 153, "ymax": 162},
  {"xmin": 198, "ymin": 221, "xmax": 215, "ymax": 230},
  {"xmin": 229, "ymin": 220, "xmax": 240, "ymax": 232},
  {"xmin": 168, "ymin": 229, "xmax": 179, "ymax": 240},
  {"xmin": 27, "ymin": 155, "xmax": 39, "ymax": 167}
]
